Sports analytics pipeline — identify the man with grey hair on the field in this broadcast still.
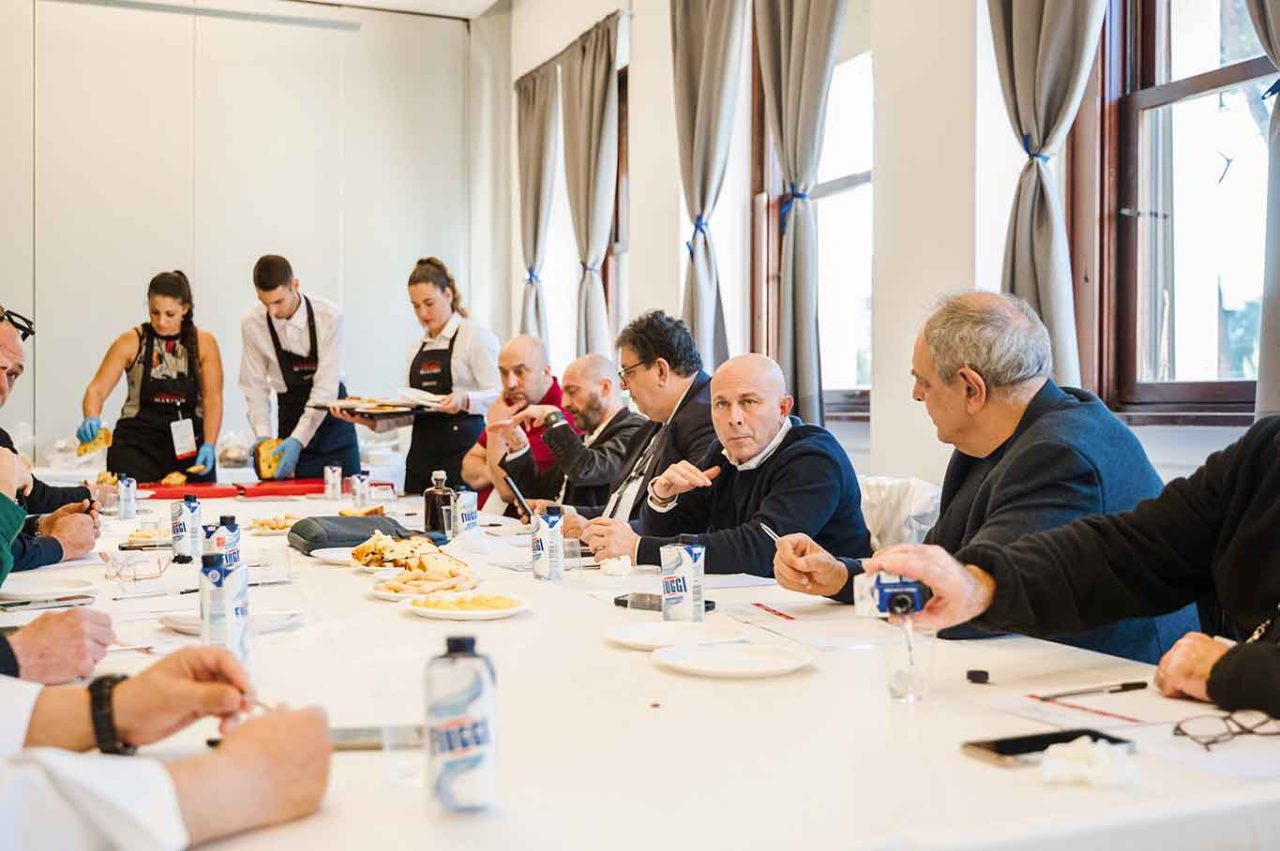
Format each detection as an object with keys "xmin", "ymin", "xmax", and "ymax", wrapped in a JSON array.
[{"xmin": 774, "ymin": 291, "xmax": 1199, "ymax": 663}]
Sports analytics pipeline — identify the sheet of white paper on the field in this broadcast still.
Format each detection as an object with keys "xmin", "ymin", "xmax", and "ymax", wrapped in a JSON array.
[
  {"xmin": 723, "ymin": 601, "xmax": 904, "ymax": 649},
  {"xmin": 1125, "ymin": 723, "xmax": 1280, "ymax": 781}
]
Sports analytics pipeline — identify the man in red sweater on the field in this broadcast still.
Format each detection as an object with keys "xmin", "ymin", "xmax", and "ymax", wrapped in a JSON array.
[{"xmin": 460, "ymin": 334, "xmax": 577, "ymax": 509}]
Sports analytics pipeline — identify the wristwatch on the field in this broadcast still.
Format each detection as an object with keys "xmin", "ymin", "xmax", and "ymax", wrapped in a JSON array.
[
  {"xmin": 544, "ymin": 410, "xmax": 565, "ymax": 428},
  {"xmin": 89, "ymin": 674, "xmax": 136, "ymax": 755}
]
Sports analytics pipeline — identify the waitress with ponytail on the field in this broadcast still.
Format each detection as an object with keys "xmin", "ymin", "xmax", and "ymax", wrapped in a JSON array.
[
  {"xmin": 334, "ymin": 258, "xmax": 499, "ymax": 493},
  {"xmin": 79, "ymin": 271, "xmax": 223, "ymax": 483}
]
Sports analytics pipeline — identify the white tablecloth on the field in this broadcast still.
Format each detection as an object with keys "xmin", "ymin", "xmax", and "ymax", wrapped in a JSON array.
[{"xmin": 5, "ymin": 496, "xmax": 1280, "ymax": 850}]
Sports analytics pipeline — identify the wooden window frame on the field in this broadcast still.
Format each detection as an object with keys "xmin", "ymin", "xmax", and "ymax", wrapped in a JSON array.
[{"xmin": 1070, "ymin": 0, "xmax": 1272, "ymax": 425}]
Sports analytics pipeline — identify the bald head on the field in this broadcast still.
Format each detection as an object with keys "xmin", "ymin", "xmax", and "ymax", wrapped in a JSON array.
[
  {"xmin": 498, "ymin": 334, "xmax": 553, "ymax": 407},
  {"xmin": 562, "ymin": 354, "xmax": 622, "ymax": 433},
  {"xmin": 0, "ymin": 318, "xmax": 25, "ymax": 410},
  {"xmin": 711, "ymin": 354, "xmax": 793, "ymax": 464}
]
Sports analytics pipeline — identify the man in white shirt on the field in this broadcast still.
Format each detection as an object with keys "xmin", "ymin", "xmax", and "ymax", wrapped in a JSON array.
[
  {"xmin": 0, "ymin": 646, "xmax": 330, "ymax": 849},
  {"xmin": 239, "ymin": 255, "xmax": 360, "ymax": 480}
]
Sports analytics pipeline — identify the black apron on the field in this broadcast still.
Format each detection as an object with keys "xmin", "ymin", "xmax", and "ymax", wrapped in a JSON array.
[
  {"xmin": 404, "ymin": 326, "xmax": 484, "ymax": 494},
  {"xmin": 266, "ymin": 296, "xmax": 360, "ymax": 479},
  {"xmin": 108, "ymin": 325, "xmax": 215, "ymax": 484}
]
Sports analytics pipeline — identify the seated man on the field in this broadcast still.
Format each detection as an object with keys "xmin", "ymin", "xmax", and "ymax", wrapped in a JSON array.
[
  {"xmin": 503, "ymin": 353, "xmax": 645, "ymax": 509},
  {"xmin": 862, "ymin": 413, "xmax": 1280, "ymax": 717},
  {"xmin": 0, "ymin": 311, "xmax": 97, "ymax": 569},
  {"xmin": 461, "ymin": 334, "xmax": 577, "ymax": 510},
  {"xmin": 773, "ymin": 292, "xmax": 1198, "ymax": 663},
  {"xmin": 584, "ymin": 354, "xmax": 870, "ymax": 577},
  {"xmin": 562, "ymin": 311, "xmax": 717, "ymax": 537},
  {"xmin": 2, "ymin": 645, "xmax": 329, "ymax": 848}
]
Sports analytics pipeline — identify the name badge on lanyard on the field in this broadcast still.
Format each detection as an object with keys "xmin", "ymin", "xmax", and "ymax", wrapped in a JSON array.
[{"xmin": 171, "ymin": 411, "xmax": 198, "ymax": 460}]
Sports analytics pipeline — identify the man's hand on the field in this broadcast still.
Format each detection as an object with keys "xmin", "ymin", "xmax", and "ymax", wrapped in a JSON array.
[
  {"xmin": 562, "ymin": 513, "xmax": 586, "ymax": 539},
  {"xmin": 864, "ymin": 545, "xmax": 997, "ymax": 631},
  {"xmin": 37, "ymin": 499, "xmax": 99, "ymax": 538},
  {"xmin": 168, "ymin": 707, "xmax": 332, "ymax": 846},
  {"xmin": 651, "ymin": 461, "xmax": 721, "ymax": 501},
  {"xmin": 9, "ymin": 609, "xmax": 115, "ymax": 683},
  {"xmin": 1153, "ymin": 632, "xmax": 1229, "ymax": 702},
  {"xmin": 0, "ymin": 449, "xmax": 25, "ymax": 501},
  {"xmin": 328, "ymin": 406, "xmax": 375, "ymax": 429},
  {"xmin": 512, "ymin": 405, "xmax": 560, "ymax": 429},
  {"xmin": 582, "ymin": 518, "xmax": 640, "ymax": 561},
  {"xmin": 113, "ymin": 647, "xmax": 253, "ymax": 746},
  {"xmin": 773, "ymin": 533, "xmax": 849, "ymax": 596},
  {"xmin": 49, "ymin": 511, "xmax": 97, "ymax": 560},
  {"xmin": 518, "ymin": 499, "xmax": 560, "ymax": 526}
]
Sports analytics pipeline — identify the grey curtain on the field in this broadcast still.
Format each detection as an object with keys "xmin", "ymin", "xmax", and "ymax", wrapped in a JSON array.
[
  {"xmin": 515, "ymin": 63, "xmax": 560, "ymax": 341},
  {"xmin": 1246, "ymin": 0, "xmax": 1280, "ymax": 416},
  {"xmin": 560, "ymin": 13, "xmax": 620, "ymax": 356},
  {"xmin": 755, "ymin": 0, "xmax": 847, "ymax": 424},
  {"xmin": 671, "ymin": 0, "xmax": 748, "ymax": 369},
  {"xmin": 988, "ymin": 0, "xmax": 1106, "ymax": 388}
]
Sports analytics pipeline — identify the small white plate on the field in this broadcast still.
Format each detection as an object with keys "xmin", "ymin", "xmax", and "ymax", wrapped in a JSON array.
[
  {"xmin": 369, "ymin": 589, "xmax": 416, "ymax": 602},
  {"xmin": 0, "ymin": 576, "xmax": 96, "ymax": 602},
  {"xmin": 372, "ymin": 567, "xmax": 401, "ymax": 581},
  {"xmin": 136, "ymin": 490, "xmax": 155, "ymax": 500},
  {"xmin": 484, "ymin": 525, "xmax": 532, "ymax": 538},
  {"xmin": 606, "ymin": 621, "xmax": 750, "ymax": 651},
  {"xmin": 248, "ymin": 527, "xmax": 292, "ymax": 537},
  {"xmin": 407, "ymin": 594, "xmax": 527, "ymax": 621},
  {"xmin": 309, "ymin": 547, "xmax": 353, "ymax": 565},
  {"xmin": 476, "ymin": 515, "xmax": 522, "ymax": 529},
  {"xmin": 650, "ymin": 643, "xmax": 813, "ymax": 679},
  {"xmin": 159, "ymin": 610, "xmax": 302, "ymax": 636}
]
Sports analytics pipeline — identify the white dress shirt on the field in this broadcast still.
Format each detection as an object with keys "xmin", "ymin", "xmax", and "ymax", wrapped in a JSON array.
[
  {"xmin": 239, "ymin": 294, "xmax": 345, "ymax": 447},
  {"xmin": 0, "ymin": 676, "xmax": 188, "ymax": 850},
  {"xmin": 402, "ymin": 313, "xmax": 501, "ymax": 415}
]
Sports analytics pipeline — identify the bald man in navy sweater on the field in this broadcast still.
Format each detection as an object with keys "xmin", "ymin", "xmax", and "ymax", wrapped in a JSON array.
[{"xmin": 582, "ymin": 354, "xmax": 870, "ymax": 576}]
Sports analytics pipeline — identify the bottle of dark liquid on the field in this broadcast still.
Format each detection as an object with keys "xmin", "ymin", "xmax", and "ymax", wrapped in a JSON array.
[{"xmin": 423, "ymin": 469, "xmax": 455, "ymax": 535}]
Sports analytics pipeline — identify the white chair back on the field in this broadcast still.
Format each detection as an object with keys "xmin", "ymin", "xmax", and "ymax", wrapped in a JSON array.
[{"xmin": 858, "ymin": 476, "xmax": 942, "ymax": 552}]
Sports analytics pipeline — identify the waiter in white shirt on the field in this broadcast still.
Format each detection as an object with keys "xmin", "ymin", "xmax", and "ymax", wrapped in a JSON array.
[
  {"xmin": 334, "ymin": 257, "xmax": 499, "ymax": 493},
  {"xmin": 239, "ymin": 255, "xmax": 361, "ymax": 480}
]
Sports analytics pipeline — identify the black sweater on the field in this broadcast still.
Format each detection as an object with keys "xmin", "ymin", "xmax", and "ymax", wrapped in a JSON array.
[
  {"xmin": 958, "ymin": 416, "xmax": 1280, "ymax": 715},
  {"xmin": 637, "ymin": 418, "xmax": 871, "ymax": 576}
]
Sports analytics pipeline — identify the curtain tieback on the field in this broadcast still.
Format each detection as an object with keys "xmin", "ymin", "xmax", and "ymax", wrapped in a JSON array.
[
  {"xmin": 1022, "ymin": 134, "xmax": 1049, "ymax": 162},
  {"xmin": 685, "ymin": 214, "xmax": 709, "ymax": 257},
  {"xmin": 779, "ymin": 184, "xmax": 809, "ymax": 237},
  {"xmin": 526, "ymin": 267, "xmax": 540, "ymax": 285},
  {"xmin": 580, "ymin": 261, "xmax": 601, "ymax": 275},
  {"xmin": 1263, "ymin": 79, "xmax": 1280, "ymax": 100}
]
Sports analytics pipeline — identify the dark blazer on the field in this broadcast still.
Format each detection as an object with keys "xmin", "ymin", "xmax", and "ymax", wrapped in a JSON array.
[
  {"xmin": 0, "ymin": 426, "xmax": 91, "ymax": 572},
  {"xmin": 918, "ymin": 380, "xmax": 1198, "ymax": 663},
  {"xmin": 577, "ymin": 371, "xmax": 717, "ymax": 526},
  {"xmin": 500, "ymin": 408, "xmax": 646, "ymax": 509}
]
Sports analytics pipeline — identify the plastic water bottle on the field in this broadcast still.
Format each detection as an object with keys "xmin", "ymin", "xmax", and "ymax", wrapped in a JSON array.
[
  {"xmin": 660, "ymin": 535, "xmax": 705, "ymax": 622},
  {"xmin": 199, "ymin": 516, "xmax": 250, "ymax": 667},
  {"xmin": 116, "ymin": 477, "xmax": 137, "ymax": 520},
  {"xmin": 425, "ymin": 635, "xmax": 497, "ymax": 813},
  {"xmin": 530, "ymin": 506, "xmax": 563, "ymax": 581},
  {"xmin": 171, "ymin": 493, "xmax": 201, "ymax": 564}
]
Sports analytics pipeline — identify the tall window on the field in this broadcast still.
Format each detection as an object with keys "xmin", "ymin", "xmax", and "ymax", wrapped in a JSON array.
[
  {"xmin": 815, "ymin": 52, "xmax": 874, "ymax": 410},
  {"xmin": 1081, "ymin": 0, "xmax": 1277, "ymax": 416}
]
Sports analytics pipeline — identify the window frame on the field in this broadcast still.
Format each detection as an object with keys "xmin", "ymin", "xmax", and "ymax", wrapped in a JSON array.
[{"xmin": 1071, "ymin": 0, "xmax": 1272, "ymax": 424}]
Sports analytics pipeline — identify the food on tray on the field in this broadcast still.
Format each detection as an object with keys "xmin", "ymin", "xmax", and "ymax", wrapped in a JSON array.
[
  {"xmin": 186, "ymin": 464, "xmax": 207, "ymax": 475},
  {"xmin": 96, "ymin": 470, "xmax": 118, "ymax": 486},
  {"xmin": 254, "ymin": 438, "xmax": 284, "ymax": 479},
  {"xmin": 77, "ymin": 426, "xmax": 112, "ymax": 457},
  {"xmin": 375, "ymin": 571, "xmax": 479, "ymax": 596},
  {"xmin": 160, "ymin": 471, "xmax": 187, "ymax": 486},
  {"xmin": 351, "ymin": 531, "xmax": 442, "ymax": 568},
  {"xmin": 411, "ymin": 594, "xmax": 519, "ymax": 612},
  {"xmin": 128, "ymin": 527, "xmax": 169, "ymax": 543},
  {"xmin": 339, "ymin": 505, "xmax": 385, "ymax": 517},
  {"xmin": 250, "ymin": 514, "xmax": 301, "ymax": 532}
]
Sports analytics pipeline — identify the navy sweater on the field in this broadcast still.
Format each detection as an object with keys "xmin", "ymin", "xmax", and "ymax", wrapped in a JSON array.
[{"xmin": 637, "ymin": 418, "xmax": 871, "ymax": 576}]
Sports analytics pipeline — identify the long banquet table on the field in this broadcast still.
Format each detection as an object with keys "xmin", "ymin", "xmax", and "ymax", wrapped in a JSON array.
[{"xmin": 5, "ymin": 495, "xmax": 1280, "ymax": 850}]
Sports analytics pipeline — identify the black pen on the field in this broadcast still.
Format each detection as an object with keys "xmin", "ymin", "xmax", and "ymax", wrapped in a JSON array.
[
  {"xmin": 1036, "ymin": 681, "xmax": 1148, "ymax": 701},
  {"xmin": 179, "ymin": 578, "xmax": 291, "ymax": 595}
]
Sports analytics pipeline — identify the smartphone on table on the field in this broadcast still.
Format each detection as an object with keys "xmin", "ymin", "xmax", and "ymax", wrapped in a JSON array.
[{"xmin": 962, "ymin": 728, "xmax": 1134, "ymax": 767}]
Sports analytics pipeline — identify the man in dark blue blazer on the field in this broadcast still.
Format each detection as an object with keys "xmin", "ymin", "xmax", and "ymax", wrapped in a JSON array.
[{"xmin": 774, "ymin": 292, "xmax": 1198, "ymax": 664}]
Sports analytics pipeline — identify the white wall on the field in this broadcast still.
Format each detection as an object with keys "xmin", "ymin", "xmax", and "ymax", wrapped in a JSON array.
[{"xmin": 9, "ymin": 0, "xmax": 470, "ymax": 461}]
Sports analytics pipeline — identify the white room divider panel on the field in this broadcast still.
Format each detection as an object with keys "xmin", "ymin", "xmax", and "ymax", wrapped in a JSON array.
[{"xmin": 35, "ymin": 0, "xmax": 197, "ymax": 453}]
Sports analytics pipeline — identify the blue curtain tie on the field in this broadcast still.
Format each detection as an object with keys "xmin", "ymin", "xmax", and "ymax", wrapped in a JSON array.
[
  {"xmin": 685, "ymin": 214, "xmax": 709, "ymax": 257},
  {"xmin": 1264, "ymin": 79, "xmax": 1280, "ymax": 100},
  {"xmin": 779, "ymin": 184, "xmax": 809, "ymax": 237},
  {"xmin": 526, "ymin": 267, "xmax": 540, "ymax": 284},
  {"xmin": 1022, "ymin": 133, "xmax": 1049, "ymax": 162},
  {"xmin": 580, "ymin": 261, "xmax": 600, "ymax": 275}
]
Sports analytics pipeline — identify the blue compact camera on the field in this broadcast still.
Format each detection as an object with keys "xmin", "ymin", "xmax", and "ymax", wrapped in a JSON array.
[{"xmin": 872, "ymin": 573, "xmax": 931, "ymax": 616}]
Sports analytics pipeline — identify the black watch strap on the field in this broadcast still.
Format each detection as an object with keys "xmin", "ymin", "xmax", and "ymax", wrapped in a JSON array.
[
  {"xmin": 544, "ymin": 410, "xmax": 564, "ymax": 427},
  {"xmin": 89, "ymin": 675, "xmax": 136, "ymax": 755}
]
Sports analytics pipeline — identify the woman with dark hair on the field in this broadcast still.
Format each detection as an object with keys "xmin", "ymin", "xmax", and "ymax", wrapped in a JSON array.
[
  {"xmin": 78, "ymin": 271, "xmax": 223, "ymax": 483},
  {"xmin": 332, "ymin": 257, "xmax": 498, "ymax": 493}
]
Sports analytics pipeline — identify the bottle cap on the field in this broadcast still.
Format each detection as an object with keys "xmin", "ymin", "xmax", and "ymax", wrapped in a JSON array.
[
  {"xmin": 446, "ymin": 635, "xmax": 476, "ymax": 655},
  {"xmin": 432, "ymin": 470, "xmax": 447, "ymax": 482},
  {"xmin": 966, "ymin": 669, "xmax": 990, "ymax": 685},
  {"xmin": 677, "ymin": 534, "xmax": 700, "ymax": 545},
  {"xmin": 545, "ymin": 505, "xmax": 562, "ymax": 516},
  {"xmin": 184, "ymin": 493, "xmax": 197, "ymax": 501},
  {"xmin": 219, "ymin": 515, "xmax": 236, "ymax": 526}
]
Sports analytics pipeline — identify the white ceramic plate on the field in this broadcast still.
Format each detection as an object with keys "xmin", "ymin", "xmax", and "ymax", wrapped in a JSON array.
[
  {"xmin": 484, "ymin": 525, "xmax": 532, "ymax": 538},
  {"xmin": 476, "ymin": 515, "xmax": 521, "ymax": 530},
  {"xmin": 159, "ymin": 610, "xmax": 302, "ymax": 636},
  {"xmin": 309, "ymin": 547, "xmax": 354, "ymax": 565},
  {"xmin": 0, "ymin": 576, "xmax": 96, "ymax": 602},
  {"xmin": 606, "ymin": 621, "xmax": 750, "ymax": 651},
  {"xmin": 407, "ymin": 594, "xmax": 527, "ymax": 621},
  {"xmin": 650, "ymin": 643, "xmax": 813, "ymax": 679},
  {"xmin": 369, "ymin": 589, "xmax": 416, "ymax": 602}
]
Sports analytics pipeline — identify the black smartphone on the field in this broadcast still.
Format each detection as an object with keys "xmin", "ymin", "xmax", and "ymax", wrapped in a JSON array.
[
  {"xmin": 502, "ymin": 473, "xmax": 534, "ymax": 523},
  {"xmin": 962, "ymin": 728, "xmax": 1134, "ymax": 766},
  {"xmin": 613, "ymin": 592, "xmax": 715, "ymax": 612}
]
